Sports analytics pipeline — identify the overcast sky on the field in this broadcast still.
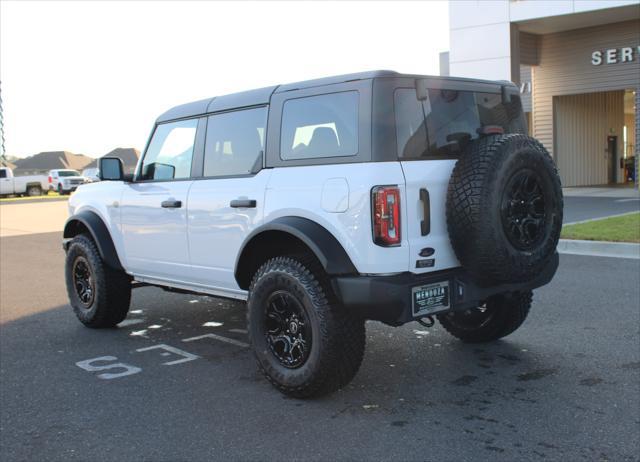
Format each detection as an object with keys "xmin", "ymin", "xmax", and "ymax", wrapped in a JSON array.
[{"xmin": 0, "ymin": 0, "xmax": 449, "ymax": 158}]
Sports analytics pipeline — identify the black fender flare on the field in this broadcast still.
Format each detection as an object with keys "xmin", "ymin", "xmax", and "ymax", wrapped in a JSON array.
[
  {"xmin": 63, "ymin": 210, "xmax": 124, "ymax": 272},
  {"xmin": 234, "ymin": 216, "xmax": 357, "ymax": 288}
]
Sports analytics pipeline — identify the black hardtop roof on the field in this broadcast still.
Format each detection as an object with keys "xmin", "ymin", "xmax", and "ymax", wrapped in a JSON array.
[{"xmin": 156, "ymin": 70, "xmax": 513, "ymax": 123}]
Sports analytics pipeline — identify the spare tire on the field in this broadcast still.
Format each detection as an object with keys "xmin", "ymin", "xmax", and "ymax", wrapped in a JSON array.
[{"xmin": 446, "ymin": 134, "xmax": 563, "ymax": 286}]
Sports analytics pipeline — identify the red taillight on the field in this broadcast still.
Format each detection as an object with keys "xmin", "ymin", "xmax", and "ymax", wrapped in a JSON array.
[
  {"xmin": 372, "ymin": 185, "xmax": 401, "ymax": 246},
  {"xmin": 48, "ymin": 176, "xmax": 52, "ymax": 184}
]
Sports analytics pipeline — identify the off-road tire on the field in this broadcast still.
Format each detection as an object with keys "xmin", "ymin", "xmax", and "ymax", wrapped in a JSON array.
[
  {"xmin": 447, "ymin": 134, "xmax": 563, "ymax": 285},
  {"xmin": 247, "ymin": 256, "xmax": 365, "ymax": 398},
  {"xmin": 65, "ymin": 234, "xmax": 131, "ymax": 328},
  {"xmin": 438, "ymin": 291, "xmax": 532, "ymax": 343}
]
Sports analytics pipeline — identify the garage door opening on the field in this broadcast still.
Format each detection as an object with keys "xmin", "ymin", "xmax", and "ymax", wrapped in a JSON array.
[{"xmin": 554, "ymin": 89, "xmax": 636, "ymax": 187}]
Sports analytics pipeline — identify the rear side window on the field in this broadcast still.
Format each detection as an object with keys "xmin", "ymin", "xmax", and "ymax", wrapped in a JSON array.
[
  {"xmin": 140, "ymin": 119, "xmax": 198, "ymax": 180},
  {"xmin": 0, "ymin": 169, "xmax": 6, "ymax": 178},
  {"xmin": 204, "ymin": 107, "xmax": 267, "ymax": 177},
  {"xmin": 395, "ymin": 88, "xmax": 526, "ymax": 159},
  {"xmin": 280, "ymin": 91, "xmax": 358, "ymax": 160}
]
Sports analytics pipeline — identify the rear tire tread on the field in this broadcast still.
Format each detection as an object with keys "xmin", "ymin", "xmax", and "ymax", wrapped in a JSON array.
[{"xmin": 247, "ymin": 256, "xmax": 365, "ymax": 398}]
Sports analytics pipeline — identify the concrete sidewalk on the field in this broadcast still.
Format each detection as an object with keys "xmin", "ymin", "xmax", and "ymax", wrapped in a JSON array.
[{"xmin": 0, "ymin": 201, "xmax": 68, "ymax": 237}]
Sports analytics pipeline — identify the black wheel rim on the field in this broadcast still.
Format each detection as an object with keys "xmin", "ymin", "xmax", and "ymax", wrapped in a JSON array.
[
  {"xmin": 72, "ymin": 256, "xmax": 94, "ymax": 308},
  {"xmin": 264, "ymin": 291, "xmax": 312, "ymax": 369},
  {"xmin": 501, "ymin": 169, "xmax": 548, "ymax": 250}
]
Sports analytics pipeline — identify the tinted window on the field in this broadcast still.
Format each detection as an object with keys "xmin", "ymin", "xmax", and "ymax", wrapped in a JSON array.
[
  {"xmin": 204, "ymin": 107, "xmax": 266, "ymax": 177},
  {"xmin": 140, "ymin": 119, "xmax": 198, "ymax": 180},
  {"xmin": 0, "ymin": 169, "xmax": 6, "ymax": 178},
  {"xmin": 281, "ymin": 91, "xmax": 358, "ymax": 160},
  {"xmin": 395, "ymin": 88, "xmax": 526, "ymax": 159},
  {"xmin": 58, "ymin": 170, "xmax": 80, "ymax": 177}
]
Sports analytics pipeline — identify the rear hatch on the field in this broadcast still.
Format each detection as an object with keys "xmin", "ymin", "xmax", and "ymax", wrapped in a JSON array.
[{"xmin": 395, "ymin": 82, "xmax": 527, "ymax": 274}]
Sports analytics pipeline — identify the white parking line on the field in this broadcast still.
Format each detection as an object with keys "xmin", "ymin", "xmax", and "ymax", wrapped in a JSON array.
[
  {"xmin": 229, "ymin": 328, "xmax": 248, "ymax": 334},
  {"xmin": 119, "ymin": 318, "xmax": 145, "ymax": 327},
  {"xmin": 182, "ymin": 333, "xmax": 249, "ymax": 348}
]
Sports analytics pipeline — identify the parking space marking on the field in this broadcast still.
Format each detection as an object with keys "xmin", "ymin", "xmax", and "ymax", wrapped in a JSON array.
[
  {"xmin": 183, "ymin": 333, "xmax": 249, "ymax": 348},
  {"xmin": 76, "ymin": 356, "xmax": 142, "ymax": 380},
  {"xmin": 119, "ymin": 319, "xmax": 145, "ymax": 327},
  {"xmin": 136, "ymin": 344, "xmax": 200, "ymax": 365},
  {"xmin": 229, "ymin": 328, "xmax": 248, "ymax": 334}
]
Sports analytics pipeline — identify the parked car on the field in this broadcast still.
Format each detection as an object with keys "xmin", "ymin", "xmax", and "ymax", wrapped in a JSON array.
[
  {"xmin": 63, "ymin": 71, "xmax": 563, "ymax": 398},
  {"xmin": 0, "ymin": 167, "xmax": 49, "ymax": 197},
  {"xmin": 82, "ymin": 168, "xmax": 100, "ymax": 183},
  {"xmin": 48, "ymin": 169, "xmax": 87, "ymax": 194}
]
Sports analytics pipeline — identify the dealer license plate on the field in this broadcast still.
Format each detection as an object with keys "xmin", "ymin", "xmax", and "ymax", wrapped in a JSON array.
[{"xmin": 412, "ymin": 281, "xmax": 450, "ymax": 317}]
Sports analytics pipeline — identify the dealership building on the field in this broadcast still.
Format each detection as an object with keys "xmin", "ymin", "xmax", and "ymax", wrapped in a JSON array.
[{"xmin": 443, "ymin": 0, "xmax": 639, "ymax": 187}]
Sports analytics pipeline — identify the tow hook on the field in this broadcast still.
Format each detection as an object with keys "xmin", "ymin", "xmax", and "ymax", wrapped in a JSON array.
[{"xmin": 416, "ymin": 316, "xmax": 435, "ymax": 328}]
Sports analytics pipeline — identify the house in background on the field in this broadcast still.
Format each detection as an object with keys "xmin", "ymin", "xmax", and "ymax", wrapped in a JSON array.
[
  {"xmin": 0, "ymin": 159, "xmax": 16, "ymax": 170},
  {"xmin": 84, "ymin": 148, "xmax": 140, "ymax": 174},
  {"xmin": 12, "ymin": 151, "xmax": 93, "ymax": 175}
]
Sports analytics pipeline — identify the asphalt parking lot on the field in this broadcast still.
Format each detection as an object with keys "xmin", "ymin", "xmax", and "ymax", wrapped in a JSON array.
[{"xmin": 1, "ymin": 220, "xmax": 639, "ymax": 461}]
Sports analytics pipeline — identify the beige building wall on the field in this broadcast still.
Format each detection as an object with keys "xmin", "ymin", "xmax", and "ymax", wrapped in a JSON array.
[{"xmin": 531, "ymin": 19, "xmax": 640, "ymax": 186}]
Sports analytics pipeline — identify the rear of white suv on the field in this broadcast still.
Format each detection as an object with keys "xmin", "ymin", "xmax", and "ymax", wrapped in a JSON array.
[{"xmin": 62, "ymin": 71, "xmax": 562, "ymax": 399}]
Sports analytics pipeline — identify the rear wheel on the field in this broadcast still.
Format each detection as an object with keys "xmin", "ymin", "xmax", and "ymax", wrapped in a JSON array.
[
  {"xmin": 437, "ymin": 291, "xmax": 532, "ymax": 343},
  {"xmin": 247, "ymin": 256, "xmax": 365, "ymax": 398},
  {"xmin": 26, "ymin": 185, "xmax": 42, "ymax": 196},
  {"xmin": 65, "ymin": 234, "xmax": 131, "ymax": 328}
]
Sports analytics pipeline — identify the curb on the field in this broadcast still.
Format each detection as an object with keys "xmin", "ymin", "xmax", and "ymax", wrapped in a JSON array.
[
  {"xmin": 563, "ymin": 210, "xmax": 639, "ymax": 226},
  {"xmin": 557, "ymin": 239, "xmax": 640, "ymax": 259}
]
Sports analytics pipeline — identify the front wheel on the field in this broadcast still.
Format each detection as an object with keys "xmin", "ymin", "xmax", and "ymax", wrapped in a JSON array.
[
  {"xmin": 247, "ymin": 256, "xmax": 365, "ymax": 398},
  {"xmin": 65, "ymin": 234, "xmax": 132, "ymax": 327},
  {"xmin": 437, "ymin": 291, "xmax": 532, "ymax": 343}
]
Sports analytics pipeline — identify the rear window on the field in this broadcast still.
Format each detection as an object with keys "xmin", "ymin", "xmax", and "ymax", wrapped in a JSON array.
[
  {"xmin": 395, "ymin": 88, "xmax": 526, "ymax": 159},
  {"xmin": 280, "ymin": 91, "xmax": 358, "ymax": 160}
]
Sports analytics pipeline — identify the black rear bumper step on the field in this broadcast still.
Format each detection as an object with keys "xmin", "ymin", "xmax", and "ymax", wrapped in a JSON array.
[{"xmin": 332, "ymin": 252, "xmax": 559, "ymax": 326}]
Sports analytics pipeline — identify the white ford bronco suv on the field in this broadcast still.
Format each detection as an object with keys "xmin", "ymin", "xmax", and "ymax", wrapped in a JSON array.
[{"xmin": 63, "ymin": 71, "xmax": 563, "ymax": 397}]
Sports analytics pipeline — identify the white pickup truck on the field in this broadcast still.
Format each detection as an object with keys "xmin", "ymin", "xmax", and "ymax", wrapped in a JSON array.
[{"xmin": 0, "ymin": 167, "xmax": 49, "ymax": 197}]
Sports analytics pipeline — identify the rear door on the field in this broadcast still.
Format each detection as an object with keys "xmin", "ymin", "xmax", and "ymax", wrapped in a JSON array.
[
  {"xmin": 187, "ymin": 106, "xmax": 270, "ymax": 294},
  {"xmin": 120, "ymin": 117, "xmax": 203, "ymax": 281},
  {"xmin": 395, "ymin": 88, "xmax": 457, "ymax": 274},
  {"xmin": 396, "ymin": 85, "xmax": 525, "ymax": 273}
]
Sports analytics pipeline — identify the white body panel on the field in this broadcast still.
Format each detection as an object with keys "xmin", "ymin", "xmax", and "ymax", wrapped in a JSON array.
[
  {"xmin": 68, "ymin": 157, "xmax": 460, "ymax": 295},
  {"xmin": 119, "ymin": 181, "xmax": 193, "ymax": 280},
  {"xmin": 400, "ymin": 160, "xmax": 460, "ymax": 273},
  {"xmin": 187, "ymin": 169, "xmax": 273, "ymax": 293},
  {"xmin": 0, "ymin": 168, "xmax": 48, "ymax": 194},
  {"xmin": 263, "ymin": 162, "xmax": 409, "ymax": 275}
]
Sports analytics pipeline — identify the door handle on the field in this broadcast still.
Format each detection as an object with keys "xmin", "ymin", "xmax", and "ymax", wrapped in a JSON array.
[
  {"xmin": 419, "ymin": 188, "xmax": 430, "ymax": 236},
  {"xmin": 161, "ymin": 199, "xmax": 182, "ymax": 208},
  {"xmin": 230, "ymin": 199, "xmax": 256, "ymax": 208}
]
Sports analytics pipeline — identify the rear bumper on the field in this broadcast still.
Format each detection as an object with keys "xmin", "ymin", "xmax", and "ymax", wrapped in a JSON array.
[{"xmin": 331, "ymin": 252, "xmax": 559, "ymax": 326}]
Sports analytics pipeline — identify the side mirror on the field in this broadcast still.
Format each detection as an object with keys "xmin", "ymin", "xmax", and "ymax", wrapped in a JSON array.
[
  {"xmin": 145, "ymin": 162, "xmax": 175, "ymax": 180},
  {"xmin": 99, "ymin": 157, "xmax": 124, "ymax": 181}
]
